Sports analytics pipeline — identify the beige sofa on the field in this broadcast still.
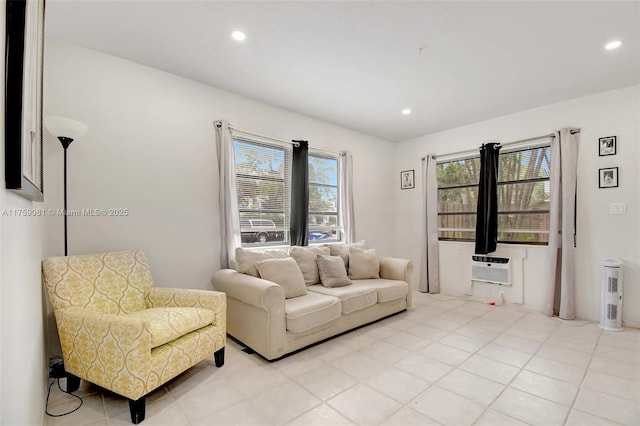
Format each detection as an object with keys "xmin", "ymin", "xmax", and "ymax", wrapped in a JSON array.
[{"xmin": 211, "ymin": 243, "xmax": 412, "ymax": 360}]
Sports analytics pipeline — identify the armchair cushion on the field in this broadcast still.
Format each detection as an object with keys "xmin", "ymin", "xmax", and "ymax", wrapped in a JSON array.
[{"xmin": 128, "ymin": 307, "xmax": 215, "ymax": 348}]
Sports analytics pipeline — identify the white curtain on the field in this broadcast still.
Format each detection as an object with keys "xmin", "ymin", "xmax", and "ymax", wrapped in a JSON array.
[
  {"xmin": 215, "ymin": 121, "xmax": 241, "ymax": 268},
  {"xmin": 544, "ymin": 128, "xmax": 580, "ymax": 319},
  {"xmin": 340, "ymin": 151, "xmax": 356, "ymax": 243},
  {"xmin": 419, "ymin": 154, "xmax": 440, "ymax": 293}
]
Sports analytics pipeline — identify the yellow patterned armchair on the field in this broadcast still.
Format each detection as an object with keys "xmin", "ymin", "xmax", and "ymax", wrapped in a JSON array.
[{"xmin": 42, "ymin": 249, "xmax": 226, "ymax": 424}]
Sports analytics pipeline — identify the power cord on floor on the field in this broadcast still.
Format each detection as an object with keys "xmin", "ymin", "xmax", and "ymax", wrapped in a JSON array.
[{"xmin": 45, "ymin": 377, "xmax": 83, "ymax": 417}]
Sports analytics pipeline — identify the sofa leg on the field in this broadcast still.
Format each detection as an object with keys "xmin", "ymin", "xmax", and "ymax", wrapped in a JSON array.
[
  {"xmin": 214, "ymin": 347, "xmax": 225, "ymax": 367},
  {"xmin": 66, "ymin": 373, "xmax": 81, "ymax": 393},
  {"xmin": 129, "ymin": 396, "xmax": 146, "ymax": 424}
]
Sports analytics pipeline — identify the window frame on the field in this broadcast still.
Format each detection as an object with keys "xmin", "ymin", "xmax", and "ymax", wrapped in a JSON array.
[
  {"xmin": 308, "ymin": 152, "xmax": 343, "ymax": 244},
  {"xmin": 233, "ymin": 137, "xmax": 292, "ymax": 248},
  {"xmin": 436, "ymin": 142, "xmax": 551, "ymax": 245},
  {"xmin": 232, "ymin": 137, "xmax": 345, "ymax": 248}
]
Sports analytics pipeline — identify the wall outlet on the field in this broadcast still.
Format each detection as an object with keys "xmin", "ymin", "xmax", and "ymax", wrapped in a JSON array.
[{"xmin": 49, "ymin": 359, "xmax": 66, "ymax": 378}]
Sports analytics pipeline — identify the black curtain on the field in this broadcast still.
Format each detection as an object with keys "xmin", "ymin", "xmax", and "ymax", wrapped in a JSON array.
[
  {"xmin": 290, "ymin": 140, "xmax": 309, "ymax": 246},
  {"xmin": 475, "ymin": 143, "xmax": 501, "ymax": 254}
]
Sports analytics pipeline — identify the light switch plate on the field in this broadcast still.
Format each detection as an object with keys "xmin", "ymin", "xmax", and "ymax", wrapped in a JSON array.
[{"xmin": 610, "ymin": 202, "xmax": 627, "ymax": 215}]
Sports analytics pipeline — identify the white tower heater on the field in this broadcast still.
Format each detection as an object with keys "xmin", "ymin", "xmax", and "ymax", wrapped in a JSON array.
[{"xmin": 600, "ymin": 258, "xmax": 624, "ymax": 331}]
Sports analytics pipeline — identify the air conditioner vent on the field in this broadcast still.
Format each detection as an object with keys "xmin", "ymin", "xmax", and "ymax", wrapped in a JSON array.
[{"xmin": 471, "ymin": 256, "xmax": 510, "ymax": 285}]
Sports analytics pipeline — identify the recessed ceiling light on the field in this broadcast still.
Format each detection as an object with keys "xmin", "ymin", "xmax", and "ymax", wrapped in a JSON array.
[
  {"xmin": 231, "ymin": 31, "xmax": 246, "ymax": 41},
  {"xmin": 401, "ymin": 108, "xmax": 412, "ymax": 115},
  {"xmin": 605, "ymin": 40, "xmax": 621, "ymax": 50}
]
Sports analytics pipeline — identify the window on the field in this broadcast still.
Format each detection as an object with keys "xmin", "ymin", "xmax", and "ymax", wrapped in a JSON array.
[
  {"xmin": 436, "ymin": 144, "xmax": 551, "ymax": 244},
  {"xmin": 233, "ymin": 139, "xmax": 291, "ymax": 246},
  {"xmin": 309, "ymin": 154, "xmax": 342, "ymax": 243},
  {"xmin": 233, "ymin": 138, "xmax": 343, "ymax": 247}
]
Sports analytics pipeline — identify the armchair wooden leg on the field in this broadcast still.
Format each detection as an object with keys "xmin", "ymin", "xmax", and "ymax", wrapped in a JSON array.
[
  {"xmin": 129, "ymin": 397, "xmax": 146, "ymax": 424},
  {"xmin": 214, "ymin": 347, "xmax": 225, "ymax": 367},
  {"xmin": 65, "ymin": 373, "xmax": 81, "ymax": 393}
]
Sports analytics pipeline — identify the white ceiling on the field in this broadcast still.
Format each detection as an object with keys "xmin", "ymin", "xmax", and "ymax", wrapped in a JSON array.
[{"xmin": 45, "ymin": 1, "xmax": 640, "ymax": 142}]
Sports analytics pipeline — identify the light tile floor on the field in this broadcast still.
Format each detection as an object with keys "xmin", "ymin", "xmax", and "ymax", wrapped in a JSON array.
[{"xmin": 45, "ymin": 293, "xmax": 640, "ymax": 426}]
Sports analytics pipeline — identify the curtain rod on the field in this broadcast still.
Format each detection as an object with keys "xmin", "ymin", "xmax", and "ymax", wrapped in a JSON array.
[
  {"xmin": 311, "ymin": 147, "xmax": 346, "ymax": 157},
  {"xmin": 214, "ymin": 121, "xmax": 300, "ymax": 147},
  {"xmin": 215, "ymin": 120, "xmax": 344, "ymax": 156},
  {"xmin": 421, "ymin": 129, "xmax": 581, "ymax": 161}
]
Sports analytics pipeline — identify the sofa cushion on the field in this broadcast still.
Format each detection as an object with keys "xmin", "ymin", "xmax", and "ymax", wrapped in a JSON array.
[
  {"xmin": 285, "ymin": 292, "xmax": 342, "ymax": 334},
  {"xmin": 348, "ymin": 247, "xmax": 380, "ymax": 279},
  {"xmin": 235, "ymin": 247, "xmax": 288, "ymax": 277},
  {"xmin": 128, "ymin": 307, "xmax": 215, "ymax": 348},
  {"xmin": 256, "ymin": 257, "xmax": 307, "ymax": 299},
  {"xmin": 326, "ymin": 241, "xmax": 368, "ymax": 269},
  {"xmin": 307, "ymin": 284, "xmax": 377, "ymax": 314},
  {"xmin": 351, "ymin": 279, "xmax": 408, "ymax": 303},
  {"xmin": 317, "ymin": 255, "xmax": 352, "ymax": 288},
  {"xmin": 290, "ymin": 246, "xmax": 330, "ymax": 285}
]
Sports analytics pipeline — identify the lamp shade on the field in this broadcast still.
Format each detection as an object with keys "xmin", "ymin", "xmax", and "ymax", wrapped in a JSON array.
[{"xmin": 45, "ymin": 116, "xmax": 88, "ymax": 140}]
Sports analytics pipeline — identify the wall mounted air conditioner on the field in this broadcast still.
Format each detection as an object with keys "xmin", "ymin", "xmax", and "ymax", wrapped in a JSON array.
[
  {"xmin": 600, "ymin": 258, "xmax": 624, "ymax": 331},
  {"xmin": 471, "ymin": 256, "xmax": 511, "ymax": 285}
]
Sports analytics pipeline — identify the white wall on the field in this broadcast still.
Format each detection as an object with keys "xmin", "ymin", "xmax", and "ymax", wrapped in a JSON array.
[
  {"xmin": 395, "ymin": 85, "xmax": 640, "ymax": 326},
  {"xmin": 0, "ymin": 1, "xmax": 48, "ymax": 423},
  {"xmin": 43, "ymin": 40, "xmax": 397, "ymax": 288}
]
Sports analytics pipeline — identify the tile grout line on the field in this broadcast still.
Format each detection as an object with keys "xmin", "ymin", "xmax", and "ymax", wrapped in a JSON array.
[
  {"xmin": 559, "ymin": 327, "xmax": 630, "ymax": 426},
  {"xmin": 467, "ymin": 305, "xmax": 560, "ymax": 425},
  {"xmin": 455, "ymin": 304, "xmax": 536, "ymax": 425}
]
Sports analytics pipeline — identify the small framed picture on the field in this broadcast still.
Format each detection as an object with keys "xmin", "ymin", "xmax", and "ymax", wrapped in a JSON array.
[
  {"xmin": 599, "ymin": 167, "xmax": 618, "ymax": 188},
  {"xmin": 400, "ymin": 170, "xmax": 415, "ymax": 190},
  {"xmin": 599, "ymin": 136, "xmax": 616, "ymax": 156}
]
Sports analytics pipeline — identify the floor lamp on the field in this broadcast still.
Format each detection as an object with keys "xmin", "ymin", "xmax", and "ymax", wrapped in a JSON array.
[{"xmin": 45, "ymin": 117, "xmax": 88, "ymax": 256}]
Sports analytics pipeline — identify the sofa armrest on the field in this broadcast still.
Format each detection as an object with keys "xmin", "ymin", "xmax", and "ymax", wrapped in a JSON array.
[
  {"xmin": 379, "ymin": 257, "xmax": 413, "ymax": 283},
  {"xmin": 380, "ymin": 257, "xmax": 413, "ymax": 308},
  {"xmin": 56, "ymin": 307, "xmax": 151, "ymax": 400},
  {"xmin": 146, "ymin": 287, "xmax": 227, "ymax": 330},
  {"xmin": 211, "ymin": 269, "xmax": 285, "ymax": 311}
]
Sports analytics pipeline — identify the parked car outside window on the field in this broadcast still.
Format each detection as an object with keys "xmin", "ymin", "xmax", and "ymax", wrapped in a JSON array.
[{"xmin": 240, "ymin": 219, "xmax": 283, "ymax": 244}]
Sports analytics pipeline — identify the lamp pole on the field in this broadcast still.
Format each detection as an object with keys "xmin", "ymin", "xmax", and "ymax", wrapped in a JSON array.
[
  {"xmin": 58, "ymin": 137, "xmax": 73, "ymax": 256},
  {"xmin": 45, "ymin": 116, "xmax": 87, "ymax": 257}
]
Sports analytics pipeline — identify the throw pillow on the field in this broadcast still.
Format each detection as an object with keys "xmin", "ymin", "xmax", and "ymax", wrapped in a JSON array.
[
  {"xmin": 327, "ymin": 240, "xmax": 368, "ymax": 269},
  {"xmin": 290, "ymin": 246, "xmax": 330, "ymax": 285},
  {"xmin": 255, "ymin": 257, "xmax": 307, "ymax": 299},
  {"xmin": 235, "ymin": 247, "xmax": 288, "ymax": 277},
  {"xmin": 317, "ymin": 255, "xmax": 352, "ymax": 288},
  {"xmin": 348, "ymin": 247, "xmax": 380, "ymax": 279}
]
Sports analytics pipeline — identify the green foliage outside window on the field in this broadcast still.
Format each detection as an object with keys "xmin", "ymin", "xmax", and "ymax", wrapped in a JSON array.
[
  {"xmin": 233, "ymin": 139, "xmax": 342, "ymax": 246},
  {"xmin": 436, "ymin": 146, "xmax": 550, "ymax": 244}
]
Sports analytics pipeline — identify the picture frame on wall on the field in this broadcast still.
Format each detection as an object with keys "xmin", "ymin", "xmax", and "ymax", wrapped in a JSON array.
[
  {"xmin": 599, "ymin": 167, "xmax": 618, "ymax": 189},
  {"xmin": 599, "ymin": 136, "xmax": 616, "ymax": 157},
  {"xmin": 400, "ymin": 169, "xmax": 415, "ymax": 190},
  {"xmin": 4, "ymin": 0, "xmax": 46, "ymax": 201}
]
